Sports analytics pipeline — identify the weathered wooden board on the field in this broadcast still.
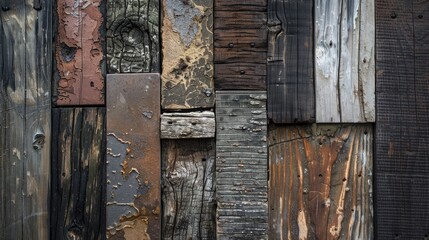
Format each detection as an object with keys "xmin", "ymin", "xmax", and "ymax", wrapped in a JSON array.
[
  {"xmin": 161, "ymin": 0, "xmax": 214, "ymax": 109},
  {"xmin": 161, "ymin": 111, "xmax": 215, "ymax": 139},
  {"xmin": 375, "ymin": 1, "xmax": 429, "ymax": 239},
  {"xmin": 216, "ymin": 91, "xmax": 268, "ymax": 239},
  {"xmin": 162, "ymin": 139, "xmax": 216, "ymax": 239},
  {"xmin": 315, "ymin": 0, "xmax": 375, "ymax": 123},
  {"xmin": 51, "ymin": 108, "xmax": 106, "ymax": 240},
  {"xmin": 214, "ymin": 0, "xmax": 267, "ymax": 90},
  {"xmin": 106, "ymin": 74, "xmax": 161, "ymax": 239},
  {"xmin": 107, "ymin": 0, "xmax": 160, "ymax": 73},
  {"xmin": 267, "ymin": 0, "xmax": 314, "ymax": 123},
  {"xmin": 54, "ymin": 0, "xmax": 104, "ymax": 105},
  {"xmin": 0, "ymin": 0, "xmax": 52, "ymax": 239},
  {"xmin": 269, "ymin": 125, "xmax": 373, "ymax": 239}
]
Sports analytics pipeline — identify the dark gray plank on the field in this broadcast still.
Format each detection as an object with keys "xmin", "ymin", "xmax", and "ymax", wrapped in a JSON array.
[{"xmin": 215, "ymin": 91, "xmax": 268, "ymax": 239}]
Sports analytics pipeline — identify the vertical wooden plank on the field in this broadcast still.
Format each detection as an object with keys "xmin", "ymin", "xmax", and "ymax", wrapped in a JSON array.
[
  {"xmin": 267, "ymin": 0, "xmax": 314, "ymax": 123},
  {"xmin": 375, "ymin": 0, "xmax": 429, "ymax": 238},
  {"xmin": 106, "ymin": 0, "xmax": 160, "ymax": 73},
  {"xmin": 106, "ymin": 73, "xmax": 161, "ymax": 239},
  {"xmin": 216, "ymin": 91, "xmax": 268, "ymax": 239},
  {"xmin": 161, "ymin": 139, "xmax": 216, "ymax": 239},
  {"xmin": 54, "ymin": 0, "xmax": 104, "ymax": 105},
  {"xmin": 268, "ymin": 125, "xmax": 373, "ymax": 239},
  {"xmin": 161, "ymin": 0, "xmax": 214, "ymax": 109},
  {"xmin": 315, "ymin": 0, "xmax": 375, "ymax": 123},
  {"xmin": 214, "ymin": 0, "xmax": 267, "ymax": 90},
  {"xmin": 50, "ymin": 108, "xmax": 106, "ymax": 240}
]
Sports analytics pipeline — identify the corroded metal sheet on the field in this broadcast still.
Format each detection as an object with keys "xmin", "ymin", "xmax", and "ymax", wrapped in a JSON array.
[{"xmin": 107, "ymin": 74, "xmax": 160, "ymax": 239}]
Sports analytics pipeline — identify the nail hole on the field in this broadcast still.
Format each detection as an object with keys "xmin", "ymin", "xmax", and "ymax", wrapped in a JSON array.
[
  {"xmin": 90, "ymin": 81, "xmax": 94, "ymax": 87},
  {"xmin": 202, "ymin": 158, "xmax": 206, "ymax": 162},
  {"xmin": 250, "ymin": 42, "xmax": 256, "ymax": 47},
  {"xmin": 319, "ymin": 174, "xmax": 323, "ymax": 178},
  {"xmin": 228, "ymin": 43, "xmax": 234, "ymax": 48},
  {"xmin": 191, "ymin": 122, "xmax": 197, "ymax": 125},
  {"xmin": 363, "ymin": 58, "xmax": 367, "ymax": 63},
  {"xmin": 391, "ymin": 12, "xmax": 397, "ymax": 18},
  {"xmin": 343, "ymin": 178, "xmax": 347, "ymax": 182},
  {"xmin": 364, "ymin": 131, "xmax": 368, "ymax": 135},
  {"xmin": 167, "ymin": 121, "xmax": 173, "ymax": 124},
  {"xmin": 240, "ymin": 70, "xmax": 245, "ymax": 74},
  {"xmin": 418, "ymin": 15, "xmax": 423, "ymax": 19},
  {"xmin": 329, "ymin": 41, "xmax": 333, "ymax": 47}
]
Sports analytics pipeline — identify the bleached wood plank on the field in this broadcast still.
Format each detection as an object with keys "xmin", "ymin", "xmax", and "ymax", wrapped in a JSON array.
[{"xmin": 161, "ymin": 111, "xmax": 215, "ymax": 139}]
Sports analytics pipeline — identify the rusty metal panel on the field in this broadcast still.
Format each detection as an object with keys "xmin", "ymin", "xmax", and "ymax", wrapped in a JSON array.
[{"xmin": 106, "ymin": 74, "xmax": 160, "ymax": 239}]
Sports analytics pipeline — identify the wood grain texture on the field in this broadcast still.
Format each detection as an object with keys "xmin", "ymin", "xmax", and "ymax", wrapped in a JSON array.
[
  {"xmin": 0, "ymin": 0, "xmax": 52, "ymax": 238},
  {"xmin": 54, "ymin": 0, "xmax": 104, "ymax": 105},
  {"xmin": 161, "ymin": 111, "xmax": 215, "ymax": 139},
  {"xmin": 51, "ymin": 108, "xmax": 106, "ymax": 240},
  {"xmin": 162, "ymin": 139, "xmax": 216, "ymax": 239},
  {"xmin": 161, "ymin": 0, "xmax": 214, "ymax": 109},
  {"xmin": 214, "ymin": 0, "xmax": 267, "ymax": 90},
  {"xmin": 106, "ymin": 74, "xmax": 161, "ymax": 239},
  {"xmin": 267, "ymin": 0, "xmax": 315, "ymax": 123},
  {"xmin": 107, "ymin": 0, "xmax": 160, "ymax": 73},
  {"xmin": 216, "ymin": 91, "xmax": 268, "ymax": 239},
  {"xmin": 315, "ymin": 0, "xmax": 375, "ymax": 123},
  {"xmin": 269, "ymin": 125, "xmax": 373, "ymax": 239},
  {"xmin": 375, "ymin": 1, "xmax": 429, "ymax": 239}
]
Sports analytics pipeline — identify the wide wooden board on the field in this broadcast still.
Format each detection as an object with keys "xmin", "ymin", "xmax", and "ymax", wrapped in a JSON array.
[
  {"xmin": 315, "ymin": 0, "xmax": 375, "ymax": 123},
  {"xmin": 267, "ymin": 0, "xmax": 315, "ymax": 123},
  {"xmin": 107, "ymin": 0, "xmax": 160, "ymax": 73},
  {"xmin": 54, "ymin": 0, "xmax": 104, "ymax": 105},
  {"xmin": 106, "ymin": 74, "xmax": 161, "ymax": 239},
  {"xmin": 269, "ymin": 125, "xmax": 373, "ymax": 239},
  {"xmin": 216, "ymin": 91, "xmax": 268, "ymax": 239},
  {"xmin": 162, "ymin": 139, "xmax": 216, "ymax": 239},
  {"xmin": 161, "ymin": 111, "xmax": 215, "ymax": 139},
  {"xmin": 161, "ymin": 0, "xmax": 214, "ymax": 109},
  {"xmin": 51, "ymin": 108, "xmax": 106, "ymax": 240}
]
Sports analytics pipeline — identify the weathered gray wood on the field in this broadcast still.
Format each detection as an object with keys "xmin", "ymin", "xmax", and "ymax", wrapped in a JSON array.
[
  {"xmin": 162, "ymin": 139, "xmax": 216, "ymax": 239},
  {"xmin": 161, "ymin": 111, "xmax": 215, "ymax": 139},
  {"xmin": 0, "ymin": 0, "xmax": 52, "ymax": 239},
  {"xmin": 161, "ymin": 0, "xmax": 214, "ymax": 109},
  {"xmin": 107, "ymin": 73, "xmax": 161, "ymax": 239},
  {"xmin": 216, "ymin": 91, "xmax": 268, "ymax": 239},
  {"xmin": 107, "ymin": 0, "xmax": 160, "ymax": 73},
  {"xmin": 51, "ymin": 108, "xmax": 106, "ymax": 240},
  {"xmin": 315, "ymin": 0, "xmax": 375, "ymax": 123},
  {"xmin": 269, "ymin": 124, "xmax": 373, "ymax": 239}
]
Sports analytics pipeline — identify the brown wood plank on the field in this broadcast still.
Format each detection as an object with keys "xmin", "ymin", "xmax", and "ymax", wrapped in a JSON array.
[
  {"xmin": 161, "ymin": 139, "xmax": 216, "ymax": 239},
  {"xmin": 50, "ymin": 108, "xmax": 106, "ymax": 240},
  {"xmin": 106, "ymin": 73, "xmax": 161, "ymax": 239},
  {"xmin": 161, "ymin": 111, "xmax": 215, "ymax": 139},
  {"xmin": 106, "ymin": 0, "xmax": 160, "ymax": 73},
  {"xmin": 161, "ymin": 0, "xmax": 214, "ymax": 109},
  {"xmin": 214, "ymin": 2, "xmax": 267, "ymax": 90},
  {"xmin": 267, "ymin": 0, "xmax": 314, "ymax": 123},
  {"xmin": 268, "ymin": 125, "xmax": 373, "ymax": 239},
  {"xmin": 216, "ymin": 91, "xmax": 268, "ymax": 239},
  {"xmin": 375, "ymin": 0, "xmax": 429, "ymax": 238},
  {"xmin": 54, "ymin": 0, "xmax": 104, "ymax": 105}
]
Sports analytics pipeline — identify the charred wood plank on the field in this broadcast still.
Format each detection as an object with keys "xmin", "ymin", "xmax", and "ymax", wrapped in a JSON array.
[
  {"xmin": 106, "ymin": 73, "xmax": 161, "ymax": 239},
  {"xmin": 161, "ymin": 111, "xmax": 215, "ymax": 139}
]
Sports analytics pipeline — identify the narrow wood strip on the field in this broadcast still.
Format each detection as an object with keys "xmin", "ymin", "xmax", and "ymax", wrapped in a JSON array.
[{"xmin": 161, "ymin": 111, "xmax": 215, "ymax": 139}]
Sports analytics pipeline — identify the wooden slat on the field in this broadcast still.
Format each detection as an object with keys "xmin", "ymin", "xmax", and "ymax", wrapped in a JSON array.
[
  {"xmin": 267, "ymin": 0, "xmax": 315, "ymax": 123},
  {"xmin": 161, "ymin": 111, "xmax": 215, "ymax": 139},
  {"xmin": 214, "ymin": 1, "xmax": 267, "ymax": 90},
  {"xmin": 106, "ymin": 0, "xmax": 160, "ymax": 73},
  {"xmin": 216, "ymin": 91, "xmax": 268, "ymax": 239},
  {"xmin": 106, "ymin": 73, "xmax": 161, "ymax": 239},
  {"xmin": 315, "ymin": 0, "xmax": 375, "ymax": 123},
  {"xmin": 162, "ymin": 139, "xmax": 216, "ymax": 239},
  {"xmin": 161, "ymin": 0, "xmax": 214, "ymax": 109},
  {"xmin": 269, "ymin": 125, "xmax": 373, "ymax": 239},
  {"xmin": 54, "ymin": 0, "xmax": 104, "ymax": 105},
  {"xmin": 50, "ymin": 108, "xmax": 105, "ymax": 240},
  {"xmin": 375, "ymin": 1, "xmax": 429, "ymax": 238},
  {"xmin": 1, "ymin": 0, "xmax": 52, "ymax": 238}
]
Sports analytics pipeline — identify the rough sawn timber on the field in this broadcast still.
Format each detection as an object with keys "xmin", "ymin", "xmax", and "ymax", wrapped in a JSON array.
[
  {"xmin": 106, "ymin": 74, "xmax": 161, "ymax": 239},
  {"xmin": 267, "ymin": 0, "xmax": 314, "ymax": 123},
  {"xmin": 50, "ymin": 108, "xmax": 106, "ymax": 240},
  {"xmin": 216, "ymin": 91, "xmax": 268, "ymax": 239},
  {"xmin": 315, "ymin": 0, "xmax": 375, "ymax": 123},
  {"xmin": 54, "ymin": 0, "xmax": 104, "ymax": 105},
  {"xmin": 161, "ymin": 0, "xmax": 214, "ymax": 109},
  {"xmin": 269, "ymin": 124, "xmax": 373, "ymax": 239},
  {"xmin": 107, "ymin": 0, "xmax": 160, "ymax": 73},
  {"xmin": 161, "ymin": 111, "xmax": 215, "ymax": 139},
  {"xmin": 162, "ymin": 139, "xmax": 216, "ymax": 239}
]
